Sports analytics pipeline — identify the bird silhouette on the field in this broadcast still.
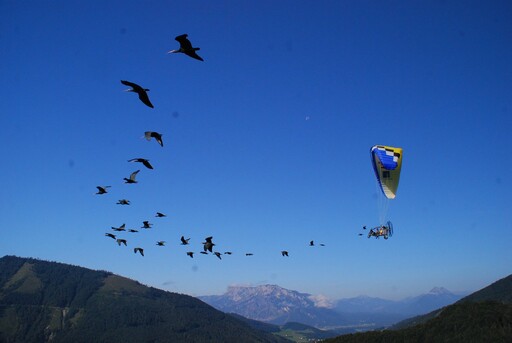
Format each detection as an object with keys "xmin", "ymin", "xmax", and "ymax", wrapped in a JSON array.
[
  {"xmin": 96, "ymin": 186, "xmax": 111, "ymax": 194},
  {"xmin": 200, "ymin": 251, "xmax": 208, "ymax": 255},
  {"xmin": 180, "ymin": 236, "xmax": 190, "ymax": 245},
  {"xmin": 128, "ymin": 158, "xmax": 153, "ymax": 169},
  {"xmin": 155, "ymin": 212, "xmax": 166, "ymax": 217},
  {"xmin": 224, "ymin": 251, "xmax": 232, "ymax": 255},
  {"xmin": 168, "ymin": 34, "xmax": 204, "ymax": 61},
  {"xmin": 144, "ymin": 131, "xmax": 163, "ymax": 147},
  {"xmin": 187, "ymin": 252, "xmax": 194, "ymax": 258},
  {"xmin": 105, "ymin": 233, "xmax": 116, "ymax": 239},
  {"xmin": 116, "ymin": 199, "xmax": 130, "ymax": 205},
  {"xmin": 141, "ymin": 221, "xmax": 152, "ymax": 229},
  {"xmin": 214, "ymin": 252, "xmax": 222, "ymax": 260},
  {"xmin": 121, "ymin": 80, "xmax": 154, "ymax": 108},
  {"xmin": 310, "ymin": 240, "xmax": 315, "ymax": 246},
  {"xmin": 124, "ymin": 170, "xmax": 140, "ymax": 184},
  {"xmin": 128, "ymin": 229, "xmax": 139, "ymax": 233},
  {"xmin": 245, "ymin": 253, "xmax": 254, "ymax": 256},
  {"xmin": 156, "ymin": 241, "xmax": 165, "ymax": 246},
  {"xmin": 117, "ymin": 238, "xmax": 127, "ymax": 246},
  {"xmin": 281, "ymin": 251, "xmax": 289, "ymax": 257},
  {"xmin": 203, "ymin": 236, "xmax": 214, "ymax": 253},
  {"xmin": 111, "ymin": 223, "xmax": 126, "ymax": 232},
  {"xmin": 134, "ymin": 247, "xmax": 144, "ymax": 256}
]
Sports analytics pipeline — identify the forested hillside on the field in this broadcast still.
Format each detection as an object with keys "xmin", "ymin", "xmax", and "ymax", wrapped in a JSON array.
[{"xmin": 0, "ymin": 256, "xmax": 288, "ymax": 343}]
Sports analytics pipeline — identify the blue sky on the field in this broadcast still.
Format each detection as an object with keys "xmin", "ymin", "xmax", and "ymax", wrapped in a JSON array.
[{"xmin": 1, "ymin": 0, "xmax": 511, "ymax": 301}]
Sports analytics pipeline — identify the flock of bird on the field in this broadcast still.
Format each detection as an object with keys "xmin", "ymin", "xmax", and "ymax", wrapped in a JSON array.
[{"xmin": 97, "ymin": 34, "xmax": 327, "ymax": 261}]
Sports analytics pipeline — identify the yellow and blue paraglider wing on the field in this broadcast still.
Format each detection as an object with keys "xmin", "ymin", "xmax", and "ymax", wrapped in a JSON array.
[{"xmin": 370, "ymin": 145, "xmax": 403, "ymax": 199}]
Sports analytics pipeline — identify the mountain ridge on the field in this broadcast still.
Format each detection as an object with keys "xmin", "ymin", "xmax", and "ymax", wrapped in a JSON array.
[
  {"xmin": 323, "ymin": 273, "xmax": 512, "ymax": 342},
  {"xmin": 390, "ymin": 273, "xmax": 512, "ymax": 330},
  {"xmin": 200, "ymin": 284, "xmax": 348, "ymax": 328},
  {"xmin": 199, "ymin": 283, "xmax": 465, "ymax": 330},
  {"xmin": 0, "ymin": 255, "xmax": 287, "ymax": 343}
]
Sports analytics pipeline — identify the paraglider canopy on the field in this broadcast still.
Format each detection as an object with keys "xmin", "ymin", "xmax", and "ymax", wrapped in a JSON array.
[{"xmin": 370, "ymin": 145, "xmax": 403, "ymax": 199}]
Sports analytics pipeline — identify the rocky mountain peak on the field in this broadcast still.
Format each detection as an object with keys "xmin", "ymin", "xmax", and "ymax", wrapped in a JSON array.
[
  {"xmin": 200, "ymin": 284, "xmax": 344, "ymax": 326},
  {"xmin": 225, "ymin": 284, "xmax": 308, "ymax": 302}
]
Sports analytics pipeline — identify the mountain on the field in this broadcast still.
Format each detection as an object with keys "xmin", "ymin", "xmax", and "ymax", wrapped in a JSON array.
[
  {"xmin": 390, "ymin": 274, "xmax": 512, "ymax": 330},
  {"xmin": 199, "ymin": 284, "xmax": 349, "ymax": 328},
  {"xmin": 401, "ymin": 287, "xmax": 463, "ymax": 314},
  {"xmin": 0, "ymin": 255, "xmax": 288, "ymax": 343},
  {"xmin": 336, "ymin": 287, "xmax": 463, "ymax": 316},
  {"xmin": 199, "ymin": 284, "xmax": 464, "ymax": 331},
  {"xmin": 323, "ymin": 274, "xmax": 512, "ymax": 342},
  {"xmin": 334, "ymin": 287, "xmax": 464, "ymax": 327}
]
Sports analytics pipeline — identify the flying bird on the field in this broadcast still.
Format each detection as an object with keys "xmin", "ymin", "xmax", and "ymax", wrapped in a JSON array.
[
  {"xmin": 116, "ymin": 199, "xmax": 130, "ymax": 205},
  {"xmin": 245, "ymin": 253, "xmax": 254, "ymax": 256},
  {"xmin": 141, "ymin": 221, "xmax": 152, "ymax": 229},
  {"xmin": 180, "ymin": 236, "xmax": 190, "ymax": 245},
  {"xmin": 363, "ymin": 226, "xmax": 367, "ymax": 230},
  {"xmin": 187, "ymin": 252, "xmax": 194, "ymax": 258},
  {"xmin": 134, "ymin": 247, "xmax": 144, "ymax": 256},
  {"xmin": 156, "ymin": 241, "xmax": 166, "ymax": 246},
  {"xmin": 168, "ymin": 34, "xmax": 204, "ymax": 61},
  {"xmin": 117, "ymin": 238, "xmax": 127, "ymax": 246},
  {"xmin": 128, "ymin": 229, "xmax": 139, "ymax": 233},
  {"xmin": 281, "ymin": 251, "xmax": 289, "ymax": 257},
  {"xmin": 96, "ymin": 186, "xmax": 111, "ymax": 195},
  {"xmin": 124, "ymin": 170, "xmax": 140, "ymax": 184},
  {"xmin": 310, "ymin": 240, "xmax": 315, "ymax": 246},
  {"xmin": 200, "ymin": 251, "xmax": 208, "ymax": 255},
  {"xmin": 224, "ymin": 251, "xmax": 232, "ymax": 255},
  {"xmin": 111, "ymin": 223, "xmax": 126, "ymax": 232},
  {"xmin": 144, "ymin": 131, "xmax": 163, "ymax": 147},
  {"xmin": 128, "ymin": 158, "xmax": 153, "ymax": 170},
  {"xmin": 121, "ymin": 80, "xmax": 154, "ymax": 108},
  {"xmin": 155, "ymin": 212, "xmax": 166, "ymax": 217},
  {"xmin": 203, "ymin": 236, "xmax": 214, "ymax": 253},
  {"xmin": 214, "ymin": 252, "xmax": 222, "ymax": 260},
  {"xmin": 105, "ymin": 233, "xmax": 116, "ymax": 239}
]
